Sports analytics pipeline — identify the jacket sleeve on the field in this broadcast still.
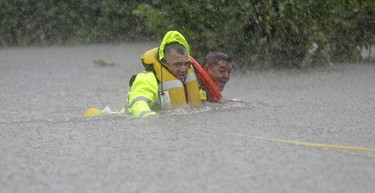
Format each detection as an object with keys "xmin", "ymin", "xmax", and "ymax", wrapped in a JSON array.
[{"xmin": 127, "ymin": 72, "xmax": 158, "ymax": 117}]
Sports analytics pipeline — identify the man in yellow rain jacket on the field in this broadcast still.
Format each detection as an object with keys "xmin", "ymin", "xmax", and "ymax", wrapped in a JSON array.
[{"xmin": 124, "ymin": 31, "xmax": 206, "ymax": 117}]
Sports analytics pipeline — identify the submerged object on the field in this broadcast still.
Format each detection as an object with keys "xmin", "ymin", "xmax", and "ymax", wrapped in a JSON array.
[
  {"xmin": 83, "ymin": 106, "xmax": 117, "ymax": 117},
  {"xmin": 83, "ymin": 108, "xmax": 102, "ymax": 117}
]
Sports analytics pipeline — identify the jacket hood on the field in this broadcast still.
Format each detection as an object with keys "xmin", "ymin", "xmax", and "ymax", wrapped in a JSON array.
[{"xmin": 158, "ymin": 31, "xmax": 190, "ymax": 61}]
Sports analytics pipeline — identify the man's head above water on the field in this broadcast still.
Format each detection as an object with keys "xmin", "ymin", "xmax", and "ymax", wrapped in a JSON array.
[
  {"xmin": 161, "ymin": 43, "xmax": 190, "ymax": 82},
  {"xmin": 203, "ymin": 52, "xmax": 233, "ymax": 91}
]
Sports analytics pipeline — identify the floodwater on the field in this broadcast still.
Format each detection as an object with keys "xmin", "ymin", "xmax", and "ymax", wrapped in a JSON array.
[{"xmin": 1, "ymin": 44, "xmax": 374, "ymax": 193}]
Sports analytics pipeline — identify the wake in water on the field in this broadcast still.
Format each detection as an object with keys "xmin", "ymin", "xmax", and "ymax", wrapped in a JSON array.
[
  {"xmin": 158, "ymin": 99, "xmax": 249, "ymax": 116},
  {"xmin": 83, "ymin": 98, "xmax": 273, "ymax": 119}
]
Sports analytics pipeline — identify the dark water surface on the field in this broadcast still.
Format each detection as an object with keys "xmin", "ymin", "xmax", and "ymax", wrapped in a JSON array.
[{"xmin": 1, "ymin": 44, "xmax": 374, "ymax": 193}]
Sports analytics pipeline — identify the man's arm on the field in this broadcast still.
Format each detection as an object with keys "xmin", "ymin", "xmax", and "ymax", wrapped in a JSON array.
[{"xmin": 127, "ymin": 72, "xmax": 158, "ymax": 117}]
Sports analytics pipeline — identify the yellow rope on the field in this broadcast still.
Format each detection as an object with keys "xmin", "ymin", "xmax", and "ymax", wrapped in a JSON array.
[{"xmin": 227, "ymin": 132, "xmax": 375, "ymax": 152}]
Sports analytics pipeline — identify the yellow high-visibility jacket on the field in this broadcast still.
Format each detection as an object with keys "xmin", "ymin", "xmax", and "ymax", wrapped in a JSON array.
[{"xmin": 125, "ymin": 31, "xmax": 205, "ymax": 117}]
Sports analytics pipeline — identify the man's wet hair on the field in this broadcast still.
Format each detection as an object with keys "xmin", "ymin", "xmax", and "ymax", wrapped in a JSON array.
[
  {"xmin": 163, "ymin": 43, "xmax": 187, "ymax": 61},
  {"xmin": 203, "ymin": 52, "xmax": 232, "ymax": 67}
]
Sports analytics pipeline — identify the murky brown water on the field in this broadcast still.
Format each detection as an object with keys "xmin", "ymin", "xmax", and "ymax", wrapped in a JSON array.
[{"xmin": 1, "ymin": 44, "xmax": 374, "ymax": 193}]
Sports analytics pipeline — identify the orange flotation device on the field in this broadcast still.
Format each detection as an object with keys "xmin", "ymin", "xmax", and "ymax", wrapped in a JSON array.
[{"xmin": 190, "ymin": 56, "xmax": 224, "ymax": 103}]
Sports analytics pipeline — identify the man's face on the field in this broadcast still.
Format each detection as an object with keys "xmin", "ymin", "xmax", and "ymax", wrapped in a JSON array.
[
  {"xmin": 204, "ymin": 60, "xmax": 232, "ymax": 91},
  {"xmin": 163, "ymin": 49, "xmax": 190, "ymax": 82}
]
